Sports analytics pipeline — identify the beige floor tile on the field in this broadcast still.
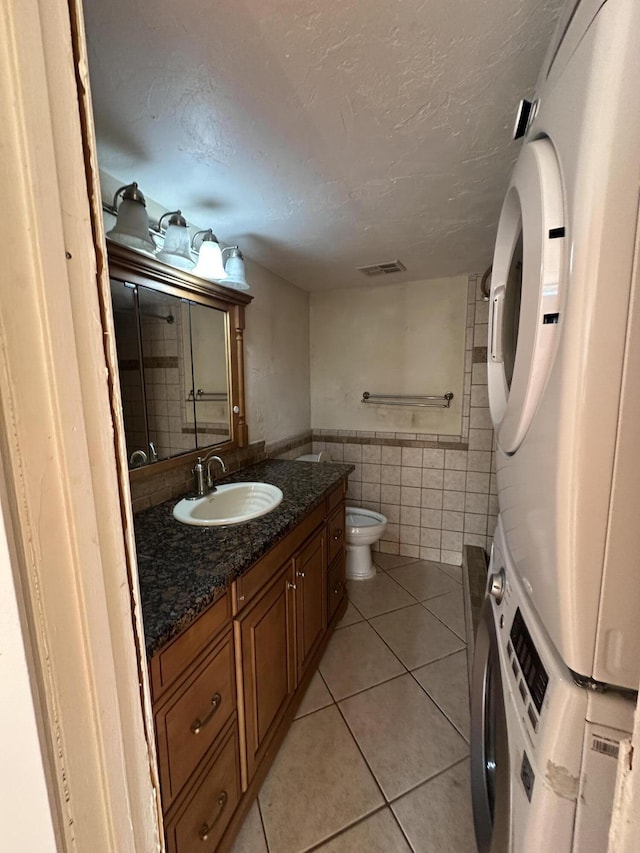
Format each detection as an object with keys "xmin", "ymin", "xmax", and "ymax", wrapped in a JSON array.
[
  {"xmin": 259, "ymin": 706, "xmax": 384, "ymax": 853},
  {"xmin": 372, "ymin": 552, "xmax": 419, "ymax": 572},
  {"xmin": 412, "ymin": 650, "xmax": 471, "ymax": 741},
  {"xmin": 391, "ymin": 759, "xmax": 476, "ymax": 852},
  {"xmin": 423, "ymin": 589, "xmax": 467, "ymax": 639},
  {"xmin": 387, "ymin": 560, "xmax": 461, "ymax": 601},
  {"xmin": 339, "ymin": 674, "xmax": 469, "ymax": 800},
  {"xmin": 229, "ymin": 800, "xmax": 267, "ymax": 853},
  {"xmin": 336, "ymin": 600, "xmax": 365, "ymax": 630},
  {"xmin": 295, "ymin": 670, "xmax": 334, "ymax": 719},
  {"xmin": 370, "ymin": 604, "xmax": 465, "ymax": 670},
  {"xmin": 319, "ymin": 621, "xmax": 405, "ymax": 700},
  {"xmin": 346, "ymin": 572, "xmax": 416, "ymax": 619},
  {"xmin": 439, "ymin": 561, "xmax": 463, "ymax": 583},
  {"xmin": 314, "ymin": 807, "xmax": 412, "ymax": 852}
]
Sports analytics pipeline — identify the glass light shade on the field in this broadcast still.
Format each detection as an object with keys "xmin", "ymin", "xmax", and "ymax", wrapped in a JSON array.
[
  {"xmin": 223, "ymin": 247, "xmax": 250, "ymax": 290},
  {"xmin": 156, "ymin": 211, "xmax": 195, "ymax": 269},
  {"xmin": 107, "ymin": 197, "xmax": 156, "ymax": 253},
  {"xmin": 193, "ymin": 233, "xmax": 227, "ymax": 281}
]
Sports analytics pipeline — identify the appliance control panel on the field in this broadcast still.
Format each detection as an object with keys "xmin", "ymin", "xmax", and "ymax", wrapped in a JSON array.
[{"xmin": 507, "ymin": 608, "xmax": 549, "ymax": 737}]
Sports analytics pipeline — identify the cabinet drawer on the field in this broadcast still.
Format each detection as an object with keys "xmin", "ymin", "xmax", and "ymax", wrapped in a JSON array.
[
  {"xmin": 327, "ymin": 554, "xmax": 346, "ymax": 622},
  {"xmin": 156, "ymin": 629, "xmax": 236, "ymax": 807},
  {"xmin": 165, "ymin": 721, "xmax": 241, "ymax": 853},
  {"xmin": 327, "ymin": 503, "xmax": 345, "ymax": 566},
  {"xmin": 150, "ymin": 590, "xmax": 230, "ymax": 702}
]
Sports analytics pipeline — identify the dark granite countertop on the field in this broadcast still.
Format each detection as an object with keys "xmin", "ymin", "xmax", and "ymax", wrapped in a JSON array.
[{"xmin": 135, "ymin": 459, "xmax": 353, "ymax": 658}]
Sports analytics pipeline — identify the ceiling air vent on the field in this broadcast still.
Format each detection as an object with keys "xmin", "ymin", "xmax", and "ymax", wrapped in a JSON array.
[{"xmin": 357, "ymin": 259, "xmax": 407, "ymax": 277}]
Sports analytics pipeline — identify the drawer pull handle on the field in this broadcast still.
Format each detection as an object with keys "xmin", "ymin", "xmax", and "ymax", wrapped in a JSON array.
[
  {"xmin": 198, "ymin": 790, "xmax": 228, "ymax": 841},
  {"xmin": 296, "ymin": 570, "xmax": 305, "ymax": 578},
  {"xmin": 333, "ymin": 529, "xmax": 343, "ymax": 541},
  {"xmin": 190, "ymin": 693, "xmax": 222, "ymax": 735},
  {"xmin": 287, "ymin": 582, "xmax": 297, "ymax": 590}
]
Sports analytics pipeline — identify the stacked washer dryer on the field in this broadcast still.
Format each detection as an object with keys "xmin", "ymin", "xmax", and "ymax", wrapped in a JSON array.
[{"xmin": 471, "ymin": 0, "xmax": 640, "ymax": 850}]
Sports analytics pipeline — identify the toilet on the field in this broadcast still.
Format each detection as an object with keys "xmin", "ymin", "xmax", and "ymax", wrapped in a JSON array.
[{"xmin": 295, "ymin": 452, "xmax": 387, "ymax": 580}]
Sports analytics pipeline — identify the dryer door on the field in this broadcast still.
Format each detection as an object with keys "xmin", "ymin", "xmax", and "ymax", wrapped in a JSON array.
[
  {"xmin": 488, "ymin": 137, "xmax": 565, "ymax": 454},
  {"xmin": 471, "ymin": 597, "xmax": 511, "ymax": 853}
]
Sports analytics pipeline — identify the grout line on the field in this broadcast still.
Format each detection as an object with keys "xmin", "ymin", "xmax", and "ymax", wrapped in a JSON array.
[
  {"xmin": 322, "ymin": 667, "xmax": 409, "ymax": 707},
  {"xmin": 388, "ymin": 754, "xmax": 471, "ymax": 807},
  {"xmin": 256, "ymin": 797, "xmax": 271, "ymax": 853},
  {"xmin": 302, "ymin": 804, "xmax": 391, "ymax": 853},
  {"xmin": 407, "ymin": 661, "xmax": 471, "ymax": 744},
  {"xmin": 420, "ymin": 599, "xmax": 468, "ymax": 642}
]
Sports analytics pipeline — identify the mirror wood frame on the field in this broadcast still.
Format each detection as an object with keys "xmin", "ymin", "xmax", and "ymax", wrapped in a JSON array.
[{"xmin": 107, "ymin": 242, "xmax": 253, "ymax": 483}]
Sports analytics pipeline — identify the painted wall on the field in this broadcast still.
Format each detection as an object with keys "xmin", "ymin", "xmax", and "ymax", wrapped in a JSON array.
[
  {"xmin": 310, "ymin": 276, "xmax": 467, "ymax": 435},
  {"xmin": 243, "ymin": 256, "xmax": 310, "ymax": 445}
]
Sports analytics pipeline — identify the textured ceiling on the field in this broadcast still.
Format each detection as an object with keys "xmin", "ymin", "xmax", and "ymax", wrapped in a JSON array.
[{"xmin": 83, "ymin": 0, "xmax": 562, "ymax": 291}]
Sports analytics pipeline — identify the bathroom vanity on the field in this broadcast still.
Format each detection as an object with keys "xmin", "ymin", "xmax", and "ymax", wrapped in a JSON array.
[{"xmin": 134, "ymin": 459, "xmax": 352, "ymax": 852}]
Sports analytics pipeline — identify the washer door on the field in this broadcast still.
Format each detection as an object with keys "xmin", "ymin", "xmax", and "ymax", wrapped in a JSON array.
[
  {"xmin": 488, "ymin": 137, "xmax": 565, "ymax": 455},
  {"xmin": 471, "ymin": 598, "xmax": 511, "ymax": 853}
]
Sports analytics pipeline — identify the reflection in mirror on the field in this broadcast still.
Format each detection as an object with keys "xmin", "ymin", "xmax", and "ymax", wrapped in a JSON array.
[
  {"xmin": 186, "ymin": 302, "xmax": 231, "ymax": 448},
  {"xmin": 110, "ymin": 279, "xmax": 149, "ymax": 465},
  {"xmin": 107, "ymin": 242, "xmax": 251, "ymax": 474},
  {"xmin": 138, "ymin": 286, "xmax": 191, "ymax": 462}
]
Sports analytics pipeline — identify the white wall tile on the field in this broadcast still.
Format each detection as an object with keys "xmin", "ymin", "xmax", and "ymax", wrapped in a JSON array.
[
  {"xmin": 381, "ymin": 465, "xmax": 401, "ymax": 485},
  {"xmin": 466, "ymin": 472, "xmax": 490, "ymax": 494},
  {"xmin": 464, "ymin": 513, "xmax": 488, "ymax": 535},
  {"xmin": 444, "ymin": 470, "xmax": 467, "ymax": 491},
  {"xmin": 444, "ymin": 450, "xmax": 467, "ymax": 471},
  {"xmin": 401, "ymin": 467, "xmax": 422, "ymax": 488},
  {"xmin": 361, "ymin": 463, "xmax": 382, "ymax": 484},
  {"xmin": 362, "ymin": 445, "xmax": 382, "ymax": 464},
  {"xmin": 420, "ymin": 528, "xmax": 442, "ymax": 548},
  {"xmin": 441, "ymin": 510, "xmax": 464, "ymax": 532},
  {"xmin": 401, "ymin": 447, "xmax": 423, "ymax": 467},
  {"xmin": 421, "ymin": 508, "xmax": 442, "ymax": 528},
  {"xmin": 381, "ymin": 484, "xmax": 401, "ymax": 505},
  {"xmin": 422, "ymin": 449, "xmax": 445, "ymax": 469},
  {"xmin": 443, "ymin": 490, "xmax": 465, "ymax": 511},
  {"xmin": 380, "ymin": 503, "xmax": 401, "ymax": 524},
  {"xmin": 361, "ymin": 482, "xmax": 381, "ymax": 503},
  {"xmin": 467, "ymin": 451, "xmax": 492, "ymax": 473},
  {"xmin": 401, "ymin": 486, "xmax": 422, "ymax": 507},
  {"xmin": 422, "ymin": 468, "xmax": 445, "ymax": 489},
  {"xmin": 381, "ymin": 446, "xmax": 401, "ymax": 465},
  {"xmin": 422, "ymin": 489, "xmax": 444, "ymax": 509},
  {"xmin": 401, "ymin": 506, "xmax": 421, "ymax": 527}
]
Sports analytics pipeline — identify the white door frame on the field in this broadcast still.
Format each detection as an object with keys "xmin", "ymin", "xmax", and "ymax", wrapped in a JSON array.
[{"xmin": 0, "ymin": 0, "xmax": 161, "ymax": 848}]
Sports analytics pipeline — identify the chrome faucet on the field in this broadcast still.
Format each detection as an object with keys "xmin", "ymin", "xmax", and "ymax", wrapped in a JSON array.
[
  {"xmin": 191, "ymin": 452, "xmax": 227, "ymax": 497},
  {"xmin": 206, "ymin": 454, "xmax": 227, "ymax": 491}
]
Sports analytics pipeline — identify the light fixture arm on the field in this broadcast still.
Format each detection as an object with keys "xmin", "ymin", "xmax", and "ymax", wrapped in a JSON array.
[
  {"xmin": 192, "ymin": 229, "xmax": 220, "ymax": 251},
  {"xmin": 158, "ymin": 209, "xmax": 188, "ymax": 233}
]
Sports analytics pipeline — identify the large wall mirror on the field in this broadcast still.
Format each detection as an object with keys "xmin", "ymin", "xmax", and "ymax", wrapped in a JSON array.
[{"xmin": 107, "ymin": 243, "xmax": 252, "ymax": 475}]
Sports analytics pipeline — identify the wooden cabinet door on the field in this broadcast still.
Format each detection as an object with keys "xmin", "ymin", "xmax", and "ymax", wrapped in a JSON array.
[
  {"xmin": 237, "ymin": 563, "xmax": 295, "ymax": 784},
  {"xmin": 293, "ymin": 527, "xmax": 327, "ymax": 682}
]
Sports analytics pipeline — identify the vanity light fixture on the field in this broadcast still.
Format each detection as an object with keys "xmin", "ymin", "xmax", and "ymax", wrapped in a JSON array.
[
  {"xmin": 155, "ymin": 210, "xmax": 195, "ymax": 269},
  {"xmin": 192, "ymin": 230, "xmax": 227, "ymax": 281},
  {"xmin": 106, "ymin": 182, "xmax": 157, "ymax": 253},
  {"xmin": 221, "ymin": 246, "xmax": 250, "ymax": 290}
]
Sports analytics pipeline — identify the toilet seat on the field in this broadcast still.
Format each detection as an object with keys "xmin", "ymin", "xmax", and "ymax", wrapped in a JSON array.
[{"xmin": 346, "ymin": 508, "xmax": 386, "ymax": 532}]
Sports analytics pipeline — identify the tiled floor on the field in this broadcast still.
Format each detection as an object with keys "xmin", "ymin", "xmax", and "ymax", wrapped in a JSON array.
[{"xmin": 230, "ymin": 553, "xmax": 476, "ymax": 853}]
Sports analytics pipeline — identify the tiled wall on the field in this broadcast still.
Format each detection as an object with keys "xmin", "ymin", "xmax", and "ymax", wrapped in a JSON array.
[{"xmin": 312, "ymin": 274, "xmax": 497, "ymax": 566}]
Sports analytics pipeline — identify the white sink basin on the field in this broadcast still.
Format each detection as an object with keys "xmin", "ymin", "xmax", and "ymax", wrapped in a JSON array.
[{"xmin": 172, "ymin": 482, "xmax": 283, "ymax": 526}]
